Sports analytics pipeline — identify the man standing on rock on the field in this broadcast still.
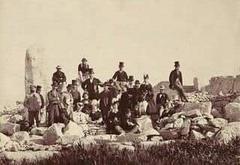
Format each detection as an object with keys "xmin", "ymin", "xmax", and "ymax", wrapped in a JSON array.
[
  {"xmin": 78, "ymin": 58, "xmax": 90, "ymax": 83},
  {"xmin": 52, "ymin": 65, "xmax": 67, "ymax": 91},
  {"xmin": 46, "ymin": 81, "xmax": 63, "ymax": 126},
  {"xmin": 81, "ymin": 68, "xmax": 102, "ymax": 100},
  {"xmin": 24, "ymin": 85, "xmax": 42, "ymax": 128},
  {"xmin": 169, "ymin": 61, "xmax": 188, "ymax": 102}
]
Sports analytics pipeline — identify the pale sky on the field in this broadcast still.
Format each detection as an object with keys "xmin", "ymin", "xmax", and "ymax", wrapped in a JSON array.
[{"xmin": 0, "ymin": 0, "xmax": 240, "ymax": 106}]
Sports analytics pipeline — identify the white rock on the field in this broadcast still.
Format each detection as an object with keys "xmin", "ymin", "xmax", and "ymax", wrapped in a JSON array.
[
  {"xmin": 108, "ymin": 142, "xmax": 135, "ymax": 151},
  {"xmin": 180, "ymin": 119, "xmax": 191, "ymax": 136},
  {"xmin": 215, "ymin": 122, "xmax": 240, "ymax": 144},
  {"xmin": 29, "ymin": 135, "xmax": 44, "ymax": 145},
  {"xmin": 191, "ymin": 117, "xmax": 208, "ymax": 127},
  {"xmin": 11, "ymin": 131, "xmax": 30, "ymax": 144},
  {"xmin": 164, "ymin": 123, "xmax": 174, "ymax": 129},
  {"xmin": 9, "ymin": 114, "xmax": 23, "ymax": 123},
  {"xmin": 57, "ymin": 135, "xmax": 81, "ymax": 145},
  {"xmin": 205, "ymin": 131, "xmax": 215, "ymax": 138},
  {"xmin": 0, "ymin": 115, "xmax": 11, "ymax": 123},
  {"xmin": 158, "ymin": 129, "xmax": 179, "ymax": 140},
  {"xmin": 183, "ymin": 102, "xmax": 212, "ymax": 115},
  {"xmin": 4, "ymin": 141, "xmax": 21, "ymax": 152},
  {"xmin": 233, "ymin": 96, "xmax": 240, "ymax": 103},
  {"xmin": 185, "ymin": 109, "xmax": 202, "ymax": 118},
  {"xmin": 209, "ymin": 118, "xmax": 228, "ymax": 128},
  {"xmin": 224, "ymin": 102, "xmax": 240, "ymax": 122},
  {"xmin": 43, "ymin": 123, "xmax": 64, "ymax": 145},
  {"xmin": 211, "ymin": 108, "xmax": 223, "ymax": 118},
  {"xmin": 190, "ymin": 130, "xmax": 205, "ymax": 140},
  {"xmin": 73, "ymin": 137, "xmax": 97, "ymax": 150},
  {"xmin": 63, "ymin": 121, "xmax": 85, "ymax": 138},
  {"xmin": 173, "ymin": 118, "xmax": 184, "ymax": 128},
  {"xmin": 0, "ymin": 122, "xmax": 20, "ymax": 136},
  {"xmin": 0, "ymin": 132, "xmax": 11, "ymax": 148}
]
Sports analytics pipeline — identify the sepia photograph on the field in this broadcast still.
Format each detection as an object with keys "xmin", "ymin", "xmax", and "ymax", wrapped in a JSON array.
[{"xmin": 0, "ymin": 0, "xmax": 240, "ymax": 164}]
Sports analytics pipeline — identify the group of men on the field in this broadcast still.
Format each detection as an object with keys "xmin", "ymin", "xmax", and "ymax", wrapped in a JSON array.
[{"xmin": 24, "ymin": 58, "xmax": 188, "ymax": 134}]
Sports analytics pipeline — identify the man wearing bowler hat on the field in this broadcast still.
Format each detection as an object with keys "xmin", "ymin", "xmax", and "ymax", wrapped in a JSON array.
[
  {"xmin": 169, "ymin": 61, "xmax": 188, "ymax": 102},
  {"xmin": 112, "ymin": 62, "xmax": 128, "ymax": 82},
  {"xmin": 81, "ymin": 68, "xmax": 102, "ymax": 100},
  {"xmin": 78, "ymin": 58, "xmax": 90, "ymax": 83},
  {"xmin": 71, "ymin": 80, "xmax": 81, "ymax": 111},
  {"xmin": 52, "ymin": 65, "xmax": 67, "ymax": 85}
]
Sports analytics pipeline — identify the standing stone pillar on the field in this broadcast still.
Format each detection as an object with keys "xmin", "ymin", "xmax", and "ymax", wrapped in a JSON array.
[{"xmin": 25, "ymin": 47, "xmax": 49, "ymax": 97}]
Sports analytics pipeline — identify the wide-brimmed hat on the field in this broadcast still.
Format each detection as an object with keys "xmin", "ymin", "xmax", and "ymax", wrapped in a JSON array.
[
  {"xmin": 174, "ymin": 61, "xmax": 180, "ymax": 67},
  {"xmin": 128, "ymin": 76, "xmax": 134, "ymax": 82},
  {"xmin": 119, "ymin": 62, "xmax": 124, "ymax": 67},
  {"xmin": 56, "ymin": 65, "xmax": 62, "ymax": 69},
  {"xmin": 82, "ymin": 58, "xmax": 87, "ymax": 62}
]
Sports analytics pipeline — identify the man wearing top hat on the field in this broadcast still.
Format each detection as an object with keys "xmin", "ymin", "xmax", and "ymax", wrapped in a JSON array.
[
  {"xmin": 169, "ymin": 61, "xmax": 188, "ymax": 102},
  {"xmin": 81, "ymin": 68, "xmax": 102, "ymax": 100},
  {"xmin": 78, "ymin": 58, "xmax": 90, "ymax": 83},
  {"xmin": 71, "ymin": 80, "xmax": 81, "ymax": 111},
  {"xmin": 112, "ymin": 62, "xmax": 128, "ymax": 82},
  {"xmin": 52, "ymin": 65, "xmax": 67, "ymax": 85},
  {"xmin": 46, "ymin": 81, "xmax": 62, "ymax": 126},
  {"xmin": 99, "ymin": 82, "xmax": 113, "ymax": 125},
  {"xmin": 140, "ymin": 74, "xmax": 153, "ymax": 102}
]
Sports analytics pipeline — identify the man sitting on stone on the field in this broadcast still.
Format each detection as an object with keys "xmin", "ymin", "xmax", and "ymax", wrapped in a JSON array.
[
  {"xmin": 78, "ymin": 57, "xmax": 90, "ymax": 83},
  {"xmin": 80, "ymin": 92, "xmax": 91, "ymax": 114},
  {"xmin": 156, "ymin": 85, "xmax": 170, "ymax": 118},
  {"xmin": 107, "ymin": 99, "xmax": 124, "ymax": 135},
  {"xmin": 121, "ymin": 109, "xmax": 140, "ymax": 134},
  {"xmin": 24, "ymin": 85, "xmax": 42, "ymax": 128}
]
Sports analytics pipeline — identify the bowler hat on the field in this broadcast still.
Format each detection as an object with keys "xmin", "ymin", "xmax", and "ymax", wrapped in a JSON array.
[
  {"xmin": 159, "ymin": 85, "xmax": 165, "ymax": 90},
  {"xmin": 56, "ymin": 65, "xmax": 62, "ymax": 69},
  {"xmin": 88, "ymin": 68, "xmax": 94, "ymax": 74},
  {"xmin": 36, "ymin": 85, "xmax": 42, "ymax": 89},
  {"xmin": 67, "ymin": 84, "xmax": 72, "ymax": 89},
  {"xmin": 174, "ymin": 61, "xmax": 180, "ymax": 67},
  {"xmin": 128, "ymin": 76, "xmax": 134, "ymax": 82},
  {"xmin": 135, "ymin": 80, "xmax": 140, "ymax": 84},
  {"xmin": 82, "ymin": 58, "xmax": 87, "ymax": 62}
]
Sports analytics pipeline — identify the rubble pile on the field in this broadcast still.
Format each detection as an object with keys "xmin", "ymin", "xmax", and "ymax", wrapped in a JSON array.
[{"xmin": 186, "ymin": 92, "xmax": 210, "ymax": 103}]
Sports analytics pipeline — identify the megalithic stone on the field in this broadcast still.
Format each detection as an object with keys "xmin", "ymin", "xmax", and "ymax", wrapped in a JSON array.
[{"xmin": 25, "ymin": 47, "xmax": 48, "ymax": 97}]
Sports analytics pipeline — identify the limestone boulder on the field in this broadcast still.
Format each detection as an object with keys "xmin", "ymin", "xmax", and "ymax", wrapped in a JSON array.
[
  {"xmin": 173, "ymin": 118, "xmax": 184, "ymax": 128},
  {"xmin": 43, "ymin": 123, "xmax": 64, "ymax": 145},
  {"xmin": 215, "ymin": 122, "xmax": 240, "ymax": 144},
  {"xmin": 73, "ymin": 137, "xmax": 97, "ymax": 150},
  {"xmin": 11, "ymin": 131, "xmax": 30, "ymax": 144},
  {"xmin": 30, "ymin": 127, "xmax": 47, "ymax": 136},
  {"xmin": 183, "ymin": 102, "xmax": 212, "ymax": 115},
  {"xmin": 191, "ymin": 117, "xmax": 208, "ymax": 128},
  {"xmin": 0, "ymin": 115, "xmax": 11, "ymax": 123},
  {"xmin": 63, "ymin": 121, "xmax": 85, "ymax": 138},
  {"xmin": 224, "ymin": 103, "xmax": 240, "ymax": 122},
  {"xmin": 190, "ymin": 130, "xmax": 205, "ymax": 140},
  {"xmin": 180, "ymin": 119, "xmax": 191, "ymax": 136},
  {"xmin": 57, "ymin": 135, "xmax": 81, "ymax": 145},
  {"xmin": 0, "ymin": 122, "xmax": 20, "ymax": 136},
  {"xmin": 211, "ymin": 108, "xmax": 223, "ymax": 118},
  {"xmin": 233, "ymin": 96, "xmax": 240, "ymax": 103},
  {"xmin": 9, "ymin": 114, "xmax": 23, "ymax": 123},
  {"xmin": 209, "ymin": 118, "xmax": 228, "ymax": 128},
  {"xmin": 185, "ymin": 109, "xmax": 202, "ymax": 118},
  {"xmin": 116, "ymin": 133, "xmax": 148, "ymax": 143},
  {"xmin": 0, "ymin": 132, "xmax": 11, "ymax": 148},
  {"xmin": 4, "ymin": 141, "xmax": 21, "ymax": 152},
  {"xmin": 158, "ymin": 129, "xmax": 179, "ymax": 140},
  {"xmin": 29, "ymin": 135, "xmax": 44, "ymax": 145},
  {"xmin": 107, "ymin": 142, "xmax": 135, "ymax": 151}
]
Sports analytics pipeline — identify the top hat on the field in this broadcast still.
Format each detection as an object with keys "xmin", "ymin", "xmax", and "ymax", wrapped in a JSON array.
[
  {"xmin": 174, "ymin": 61, "xmax": 180, "ymax": 67},
  {"xmin": 72, "ymin": 80, "xmax": 78, "ymax": 86},
  {"xmin": 135, "ymin": 80, "xmax": 140, "ymax": 84},
  {"xmin": 88, "ymin": 68, "xmax": 94, "ymax": 74},
  {"xmin": 128, "ymin": 75, "xmax": 134, "ymax": 82},
  {"xmin": 56, "ymin": 65, "xmax": 62, "ymax": 69},
  {"xmin": 143, "ymin": 74, "xmax": 149, "ymax": 79},
  {"xmin": 82, "ymin": 58, "xmax": 87, "ymax": 62},
  {"xmin": 159, "ymin": 85, "xmax": 165, "ymax": 90},
  {"xmin": 119, "ymin": 62, "xmax": 124, "ymax": 67},
  {"xmin": 67, "ymin": 84, "xmax": 72, "ymax": 89}
]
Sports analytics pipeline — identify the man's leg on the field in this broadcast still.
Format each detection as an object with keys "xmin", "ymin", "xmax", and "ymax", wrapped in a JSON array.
[
  {"xmin": 28, "ymin": 111, "xmax": 34, "ymax": 128},
  {"xmin": 175, "ymin": 85, "xmax": 188, "ymax": 102},
  {"xmin": 48, "ymin": 109, "xmax": 55, "ymax": 127},
  {"xmin": 35, "ymin": 111, "xmax": 40, "ymax": 127}
]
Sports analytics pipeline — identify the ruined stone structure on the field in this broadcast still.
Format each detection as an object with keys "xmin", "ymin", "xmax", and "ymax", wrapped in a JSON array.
[{"xmin": 205, "ymin": 75, "xmax": 240, "ymax": 95}]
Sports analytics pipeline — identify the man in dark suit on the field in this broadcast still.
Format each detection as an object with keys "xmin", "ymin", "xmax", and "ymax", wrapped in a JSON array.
[
  {"xmin": 78, "ymin": 58, "xmax": 90, "ymax": 83},
  {"xmin": 81, "ymin": 68, "xmax": 102, "ymax": 100},
  {"xmin": 52, "ymin": 65, "xmax": 66, "ymax": 85},
  {"xmin": 99, "ymin": 82, "xmax": 113, "ymax": 125},
  {"xmin": 71, "ymin": 80, "xmax": 81, "ymax": 111},
  {"xmin": 140, "ymin": 74, "xmax": 153, "ymax": 102},
  {"xmin": 156, "ymin": 85, "xmax": 170, "ymax": 118},
  {"xmin": 169, "ymin": 61, "xmax": 188, "ymax": 102},
  {"xmin": 112, "ymin": 62, "xmax": 128, "ymax": 82}
]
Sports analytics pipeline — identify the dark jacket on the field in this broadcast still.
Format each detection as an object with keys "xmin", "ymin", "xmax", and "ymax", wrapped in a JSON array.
[
  {"xmin": 52, "ymin": 71, "xmax": 66, "ymax": 84},
  {"xmin": 140, "ymin": 83, "xmax": 153, "ymax": 101},
  {"xmin": 71, "ymin": 90, "xmax": 81, "ymax": 110},
  {"xmin": 169, "ymin": 69, "xmax": 183, "ymax": 89},
  {"xmin": 39, "ymin": 94, "xmax": 45, "ymax": 109},
  {"xmin": 99, "ymin": 90, "xmax": 113, "ymax": 111},
  {"xmin": 81, "ymin": 78, "xmax": 101, "ymax": 100},
  {"xmin": 156, "ymin": 93, "xmax": 169, "ymax": 109},
  {"xmin": 78, "ymin": 63, "xmax": 89, "ymax": 74},
  {"xmin": 112, "ymin": 70, "xmax": 128, "ymax": 82}
]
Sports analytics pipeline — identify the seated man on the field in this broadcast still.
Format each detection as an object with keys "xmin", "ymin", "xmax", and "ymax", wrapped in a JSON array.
[
  {"xmin": 107, "ymin": 99, "xmax": 124, "ymax": 135},
  {"xmin": 80, "ymin": 92, "xmax": 91, "ymax": 114},
  {"xmin": 89, "ymin": 99, "xmax": 102, "ymax": 123},
  {"xmin": 121, "ymin": 109, "xmax": 140, "ymax": 134},
  {"xmin": 156, "ymin": 85, "xmax": 170, "ymax": 118}
]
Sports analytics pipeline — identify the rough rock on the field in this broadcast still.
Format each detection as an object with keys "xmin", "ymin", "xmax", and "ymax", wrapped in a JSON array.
[
  {"xmin": 205, "ymin": 131, "xmax": 215, "ymax": 138},
  {"xmin": 57, "ymin": 135, "xmax": 81, "ymax": 145},
  {"xmin": 233, "ymin": 96, "xmax": 240, "ymax": 103},
  {"xmin": 91, "ymin": 134, "xmax": 117, "ymax": 143},
  {"xmin": 191, "ymin": 117, "xmax": 208, "ymax": 127},
  {"xmin": 43, "ymin": 123, "xmax": 64, "ymax": 145},
  {"xmin": 170, "ymin": 112, "xmax": 186, "ymax": 121},
  {"xmin": 0, "ymin": 115, "xmax": 11, "ymax": 123},
  {"xmin": 183, "ymin": 102, "xmax": 212, "ymax": 115},
  {"xmin": 224, "ymin": 102, "xmax": 240, "ymax": 122},
  {"xmin": 164, "ymin": 123, "xmax": 174, "ymax": 129},
  {"xmin": 158, "ymin": 129, "xmax": 179, "ymax": 140},
  {"xmin": 30, "ymin": 127, "xmax": 47, "ymax": 136},
  {"xmin": 140, "ymin": 140, "xmax": 175, "ymax": 149},
  {"xmin": 4, "ymin": 141, "xmax": 21, "ymax": 152},
  {"xmin": 116, "ymin": 133, "xmax": 148, "ymax": 143},
  {"xmin": 150, "ymin": 136, "xmax": 163, "ymax": 142},
  {"xmin": 9, "ymin": 114, "xmax": 23, "ymax": 123},
  {"xmin": 190, "ymin": 130, "xmax": 205, "ymax": 140},
  {"xmin": 0, "ymin": 122, "xmax": 20, "ymax": 136},
  {"xmin": 73, "ymin": 137, "xmax": 97, "ymax": 150},
  {"xmin": 11, "ymin": 131, "xmax": 30, "ymax": 144},
  {"xmin": 209, "ymin": 118, "xmax": 228, "ymax": 128},
  {"xmin": 185, "ymin": 109, "xmax": 202, "ymax": 118},
  {"xmin": 180, "ymin": 119, "xmax": 191, "ymax": 136},
  {"xmin": 107, "ymin": 142, "xmax": 135, "ymax": 151},
  {"xmin": 211, "ymin": 108, "xmax": 223, "ymax": 118},
  {"xmin": 63, "ymin": 121, "xmax": 85, "ymax": 138},
  {"xmin": 29, "ymin": 135, "xmax": 44, "ymax": 145},
  {"xmin": 0, "ymin": 132, "xmax": 11, "ymax": 148},
  {"xmin": 173, "ymin": 118, "xmax": 184, "ymax": 128},
  {"xmin": 215, "ymin": 122, "xmax": 240, "ymax": 144}
]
